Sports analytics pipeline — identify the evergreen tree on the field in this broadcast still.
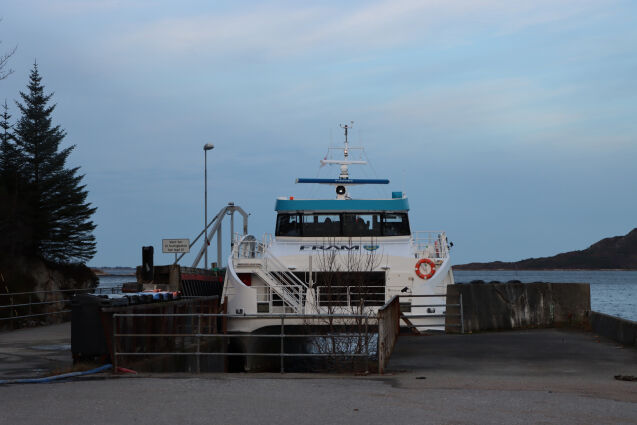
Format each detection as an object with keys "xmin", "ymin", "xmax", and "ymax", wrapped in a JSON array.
[
  {"xmin": 0, "ymin": 99, "xmax": 17, "ymax": 175},
  {"xmin": 0, "ymin": 98, "xmax": 26, "ymax": 258},
  {"xmin": 13, "ymin": 63, "xmax": 96, "ymax": 262}
]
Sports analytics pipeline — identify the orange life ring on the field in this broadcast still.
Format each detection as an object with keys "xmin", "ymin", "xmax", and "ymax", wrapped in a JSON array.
[{"xmin": 415, "ymin": 258, "xmax": 436, "ymax": 279}]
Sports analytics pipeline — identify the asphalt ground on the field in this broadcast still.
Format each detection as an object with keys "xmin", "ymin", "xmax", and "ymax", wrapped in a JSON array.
[
  {"xmin": 0, "ymin": 325, "xmax": 636, "ymax": 425},
  {"xmin": 0, "ymin": 322, "xmax": 71, "ymax": 379}
]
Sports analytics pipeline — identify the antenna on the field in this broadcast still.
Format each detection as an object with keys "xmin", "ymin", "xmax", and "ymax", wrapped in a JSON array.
[
  {"xmin": 339, "ymin": 121, "xmax": 354, "ymax": 159},
  {"xmin": 298, "ymin": 121, "xmax": 388, "ymax": 200},
  {"xmin": 338, "ymin": 121, "xmax": 354, "ymax": 181}
]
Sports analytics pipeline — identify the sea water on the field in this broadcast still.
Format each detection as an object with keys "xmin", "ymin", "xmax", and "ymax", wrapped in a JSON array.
[
  {"xmin": 97, "ymin": 270, "xmax": 136, "ymax": 292},
  {"xmin": 453, "ymin": 269, "xmax": 637, "ymax": 322}
]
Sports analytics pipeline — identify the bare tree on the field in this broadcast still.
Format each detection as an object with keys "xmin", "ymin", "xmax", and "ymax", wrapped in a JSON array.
[
  {"xmin": 306, "ymin": 237, "xmax": 384, "ymax": 372},
  {"xmin": 1, "ymin": 19, "xmax": 17, "ymax": 80}
]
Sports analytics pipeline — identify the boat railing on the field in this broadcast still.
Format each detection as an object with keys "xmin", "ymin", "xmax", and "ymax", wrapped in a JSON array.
[
  {"xmin": 256, "ymin": 285, "xmax": 387, "ymax": 311},
  {"xmin": 411, "ymin": 231, "xmax": 449, "ymax": 259},
  {"xmin": 261, "ymin": 231, "xmax": 450, "ymax": 259},
  {"xmin": 263, "ymin": 233, "xmax": 275, "ymax": 248},
  {"xmin": 232, "ymin": 233, "xmax": 265, "ymax": 259},
  {"xmin": 315, "ymin": 285, "xmax": 386, "ymax": 308}
]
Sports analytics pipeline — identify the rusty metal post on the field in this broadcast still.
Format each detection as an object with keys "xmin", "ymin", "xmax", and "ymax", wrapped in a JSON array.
[
  {"xmin": 364, "ymin": 314, "xmax": 369, "ymax": 373},
  {"xmin": 378, "ymin": 310, "xmax": 384, "ymax": 374},
  {"xmin": 207, "ymin": 300, "xmax": 212, "ymax": 334},
  {"xmin": 196, "ymin": 312, "xmax": 202, "ymax": 373},
  {"xmin": 222, "ymin": 296, "xmax": 228, "ymax": 333},
  {"xmin": 460, "ymin": 293, "xmax": 464, "ymax": 334},
  {"xmin": 112, "ymin": 314, "xmax": 118, "ymax": 372}
]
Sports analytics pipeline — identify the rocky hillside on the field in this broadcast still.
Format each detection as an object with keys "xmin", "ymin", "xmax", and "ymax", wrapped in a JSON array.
[
  {"xmin": 455, "ymin": 228, "xmax": 637, "ymax": 270},
  {"xmin": 0, "ymin": 257, "xmax": 97, "ymax": 328}
]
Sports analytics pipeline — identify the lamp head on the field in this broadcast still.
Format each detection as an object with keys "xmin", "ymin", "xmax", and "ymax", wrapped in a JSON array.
[{"xmin": 203, "ymin": 143, "xmax": 215, "ymax": 151}]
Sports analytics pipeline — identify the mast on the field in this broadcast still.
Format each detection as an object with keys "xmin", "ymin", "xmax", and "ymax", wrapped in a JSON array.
[
  {"xmin": 338, "ymin": 121, "xmax": 354, "ymax": 180},
  {"xmin": 295, "ymin": 121, "xmax": 389, "ymax": 198}
]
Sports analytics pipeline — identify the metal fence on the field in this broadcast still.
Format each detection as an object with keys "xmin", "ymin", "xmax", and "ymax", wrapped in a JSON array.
[
  {"xmin": 111, "ymin": 292, "xmax": 464, "ymax": 374},
  {"xmin": 112, "ymin": 312, "xmax": 377, "ymax": 373},
  {"xmin": 0, "ymin": 286, "xmax": 122, "ymax": 323}
]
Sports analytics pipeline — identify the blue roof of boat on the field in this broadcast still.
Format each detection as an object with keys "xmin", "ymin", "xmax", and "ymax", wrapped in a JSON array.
[{"xmin": 275, "ymin": 198, "xmax": 409, "ymax": 212}]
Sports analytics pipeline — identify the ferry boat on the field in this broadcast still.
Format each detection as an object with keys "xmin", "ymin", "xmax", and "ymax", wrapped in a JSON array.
[{"xmin": 222, "ymin": 123, "xmax": 455, "ymax": 333}]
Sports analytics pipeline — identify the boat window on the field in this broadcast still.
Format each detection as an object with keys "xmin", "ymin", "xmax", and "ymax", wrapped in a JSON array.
[
  {"xmin": 382, "ymin": 213, "xmax": 410, "ymax": 236},
  {"xmin": 276, "ymin": 214, "xmax": 301, "ymax": 236},
  {"xmin": 301, "ymin": 214, "xmax": 341, "ymax": 237},
  {"xmin": 277, "ymin": 212, "xmax": 410, "ymax": 236},
  {"xmin": 343, "ymin": 213, "xmax": 382, "ymax": 237}
]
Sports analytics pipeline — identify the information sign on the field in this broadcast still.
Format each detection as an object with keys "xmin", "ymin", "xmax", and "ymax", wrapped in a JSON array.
[{"xmin": 162, "ymin": 239, "xmax": 190, "ymax": 253}]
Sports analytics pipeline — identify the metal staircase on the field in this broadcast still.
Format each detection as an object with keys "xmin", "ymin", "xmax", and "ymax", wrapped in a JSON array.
[{"xmin": 234, "ymin": 235, "xmax": 308, "ymax": 313}]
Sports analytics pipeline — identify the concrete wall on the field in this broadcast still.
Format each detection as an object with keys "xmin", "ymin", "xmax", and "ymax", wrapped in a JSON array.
[
  {"xmin": 590, "ymin": 311, "xmax": 637, "ymax": 347},
  {"xmin": 446, "ymin": 283, "xmax": 591, "ymax": 333}
]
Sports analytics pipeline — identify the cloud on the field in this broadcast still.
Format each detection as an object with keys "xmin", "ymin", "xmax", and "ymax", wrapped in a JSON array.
[
  {"xmin": 24, "ymin": 0, "xmax": 126, "ymax": 16},
  {"xmin": 369, "ymin": 78, "xmax": 580, "ymax": 136},
  {"xmin": 109, "ymin": 0, "xmax": 615, "ymax": 62}
]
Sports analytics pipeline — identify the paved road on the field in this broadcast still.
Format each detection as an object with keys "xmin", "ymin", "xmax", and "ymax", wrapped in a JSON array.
[
  {"xmin": 0, "ymin": 327, "xmax": 636, "ymax": 425},
  {"xmin": 0, "ymin": 323, "xmax": 72, "ymax": 379},
  {"xmin": 1, "ymin": 373, "xmax": 636, "ymax": 425}
]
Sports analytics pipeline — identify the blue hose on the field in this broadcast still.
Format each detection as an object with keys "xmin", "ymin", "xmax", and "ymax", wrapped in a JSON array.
[{"xmin": 0, "ymin": 364, "xmax": 112, "ymax": 385}]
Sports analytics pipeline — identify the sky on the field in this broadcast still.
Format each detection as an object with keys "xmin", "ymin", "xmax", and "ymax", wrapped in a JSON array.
[{"xmin": 1, "ymin": 0, "xmax": 636, "ymax": 267}]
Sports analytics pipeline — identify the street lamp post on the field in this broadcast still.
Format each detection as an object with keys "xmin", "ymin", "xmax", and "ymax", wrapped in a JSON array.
[{"xmin": 203, "ymin": 143, "xmax": 214, "ymax": 269}]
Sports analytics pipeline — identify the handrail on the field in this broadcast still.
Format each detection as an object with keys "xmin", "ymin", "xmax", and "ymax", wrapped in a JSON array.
[
  {"xmin": 0, "ymin": 286, "xmax": 123, "ymax": 322},
  {"xmin": 411, "ymin": 231, "xmax": 449, "ymax": 259},
  {"xmin": 112, "ymin": 311, "xmax": 377, "ymax": 373},
  {"xmin": 257, "ymin": 231, "xmax": 450, "ymax": 259},
  {"xmin": 0, "ymin": 286, "xmax": 121, "ymax": 297}
]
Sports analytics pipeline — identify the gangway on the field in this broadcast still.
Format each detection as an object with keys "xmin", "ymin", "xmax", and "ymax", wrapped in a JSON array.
[{"xmin": 171, "ymin": 202, "xmax": 249, "ymax": 269}]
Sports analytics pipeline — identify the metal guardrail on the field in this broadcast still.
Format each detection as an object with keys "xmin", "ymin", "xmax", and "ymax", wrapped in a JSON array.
[
  {"xmin": 412, "ymin": 231, "xmax": 449, "ymax": 259},
  {"xmin": 315, "ymin": 285, "xmax": 385, "ymax": 307},
  {"xmin": 111, "ymin": 291, "xmax": 464, "ymax": 374},
  {"xmin": 0, "ymin": 286, "xmax": 122, "ymax": 322},
  {"xmin": 112, "ymin": 312, "xmax": 377, "ymax": 373}
]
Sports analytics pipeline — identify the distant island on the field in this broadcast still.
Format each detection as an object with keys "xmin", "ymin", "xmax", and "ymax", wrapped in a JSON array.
[{"xmin": 454, "ymin": 228, "xmax": 637, "ymax": 270}]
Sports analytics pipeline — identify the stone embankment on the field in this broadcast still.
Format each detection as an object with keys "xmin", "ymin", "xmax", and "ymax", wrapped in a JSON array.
[
  {"xmin": 446, "ymin": 281, "xmax": 637, "ymax": 349},
  {"xmin": 591, "ymin": 311, "xmax": 637, "ymax": 347},
  {"xmin": 0, "ymin": 257, "xmax": 97, "ymax": 328},
  {"xmin": 446, "ymin": 282, "xmax": 590, "ymax": 333}
]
